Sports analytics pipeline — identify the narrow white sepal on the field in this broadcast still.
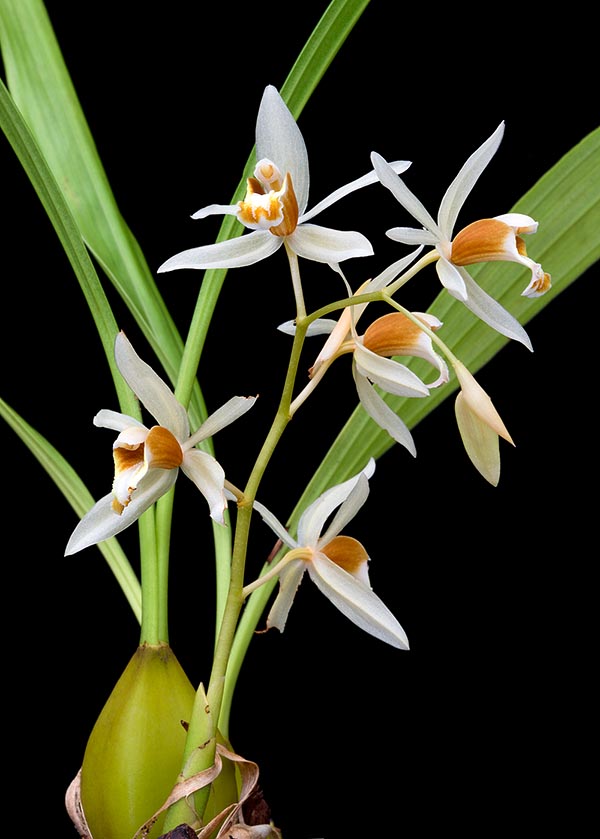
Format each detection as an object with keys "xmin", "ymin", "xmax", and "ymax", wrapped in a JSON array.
[
  {"xmin": 266, "ymin": 561, "xmax": 306, "ymax": 633},
  {"xmin": 354, "ymin": 344, "xmax": 430, "ymax": 397},
  {"xmin": 458, "ymin": 268, "xmax": 533, "ymax": 350},
  {"xmin": 64, "ymin": 470, "xmax": 177, "ymax": 555},
  {"xmin": 386, "ymin": 227, "xmax": 438, "ymax": 247},
  {"xmin": 309, "ymin": 555, "xmax": 410, "ymax": 650},
  {"xmin": 157, "ymin": 230, "xmax": 281, "ymax": 272},
  {"xmin": 297, "ymin": 459, "xmax": 375, "ymax": 546},
  {"xmin": 186, "ymin": 396, "xmax": 257, "ymax": 448},
  {"xmin": 180, "ymin": 449, "xmax": 227, "ymax": 524},
  {"xmin": 371, "ymin": 151, "xmax": 441, "ymax": 236},
  {"xmin": 277, "ymin": 318, "xmax": 338, "ymax": 337},
  {"xmin": 299, "ymin": 159, "xmax": 411, "ymax": 223},
  {"xmin": 438, "ymin": 121, "xmax": 505, "ymax": 237},
  {"xmin": 289, "ymin": 224, "xmax": 373, "ymax": 263},
  {"xmin": 256, "ymin": 85, "xmax": 310, "ymax": 215},
  {"xmin": 114, "ymin": 332, "xmax": 190, "ymax": 440},
  {"xmin": 353, "ymin": 369, "xmax": 416, "ymax": 456}
]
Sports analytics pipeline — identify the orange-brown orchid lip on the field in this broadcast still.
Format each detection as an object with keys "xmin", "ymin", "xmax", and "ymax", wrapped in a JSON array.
[
  {"xmin": 323, "ymin": 535, "xmax": 369, "ymax": 574},
  {"xmin": 144, "ymin": 426, "xmax": 184, "ymax": 470},
  {"xmin": 450, "ymin": 218, "xmax": 516, "ymax": 266},
  {"xmin": 363, "ymin": 312, "xmax": 427, "ymax": 357},
  {"xmin": 269, "ymin": 172, "xmax": 299, "ymax": 237},
  {"xmin": 110, "ymin": 426, "xmax": 183, "ymax": 514}
]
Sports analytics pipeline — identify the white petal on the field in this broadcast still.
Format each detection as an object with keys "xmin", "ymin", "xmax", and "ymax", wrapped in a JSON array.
[
  {"xmin": 458, "ymin": 268, "xmax": 533, "ymax": 350},
  {"xmin": 297, "ymin": 459, "xmax": 376, "ymax": 547},
  {"xmin": 93, "ymin": 409, "xmax": 145, "ymax": 432},
  {"xmin": 386, "ymin": 227, "xmax": 439, "ymax": 246},
  {"xmin": 113, "ymin": 425, "xmax": 148, "ymax": 448},
  {"xmin": 186, "ymin": 395, "xmax": 257, "ymax": 449},
  {"xmin": 354, "ymin": 344, "xmax": 429, "ymax": 397},
  {"xmin": 371, "ymin": 152, "xmax": 441, "ymax": 236},
  {"xmin": 436, "ymin": 256, "xmax": 468, "ymax": 299},
  {"xmin": 266, "ymin": 560, "xmax": 306, "ymax": 633},
  {"xmin": 299, "ymin": 159, "xmax": 411, "ymax": 223},
  {"xmin": 277, "ymin": 319, "xmax": 298, "ymax": 336},
  {"xmin": 64, "ymin": 470, "xmax": 177, "ymax": 555},
  {"xmin": 365, "ymin": 247, "xmax": 425, "ymax": 292},
  {"xmin": 157, "ymin": 229, "xmax": 282, "ymax": 272},
  {"xmin": 353, "ymin": 367, "xmax": 416, "ymax": 456},
  {"xmin": 115, "ymin": 332, "xmax": 190, "ymax": 440},
  {"xmin": 437, "ymin": 122, "xmax": 505, "ymax": 237},
  {"xmin": 252, "ymin": 499, "xmax": 299, "ymax": 550},
  {"xmin": 317, "ymin": 474, "xmax": 370, "ymax": 548},
  {"xmin": 310, "ymin": 307, "xmax": 353, "ymax": 373},
  {"xmin": 277, "ymin": 318, "xmax": 339, "ymax": 337},
  {"xmin": 309, "ymin": 555, "xmax": 409, "ymax": 650},
  {"xmin": 289, "ymin": 224, "xmax": 373, "ymax": 263},
  {"xmin": 256, "ymin": 86, "xmax": 310, "ymax": 215},
  {"xmin": 180, "ymin": 449, "xmax": 227, "ymax": 524},
  {"xmin": 191, "ymin": 202, "xmax": 239, "ymax": 220},
  {"xmin": 493, "ymin": 212, "xmax": 538, "ymax": 233}
]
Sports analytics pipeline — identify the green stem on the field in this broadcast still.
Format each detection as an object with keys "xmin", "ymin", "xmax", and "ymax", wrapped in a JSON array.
[
  {"xmin": 137, "ymin": 507, "xmax": 163, "ymax": 645},
  {"xmin": 162, "ymin": 259, "xmax": 310, "ymax": 831}
]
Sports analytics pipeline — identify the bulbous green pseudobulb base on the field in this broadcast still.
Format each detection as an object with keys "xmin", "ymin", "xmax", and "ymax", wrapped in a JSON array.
[{"xmin": 80, "ymin": 643, "xmax": 196, "ymax": 839}]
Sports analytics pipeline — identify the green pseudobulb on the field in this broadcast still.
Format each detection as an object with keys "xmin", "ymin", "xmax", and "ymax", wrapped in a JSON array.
[{"xmin": 80, "ymin": 643, "xmax": 196, "ymax": 839}]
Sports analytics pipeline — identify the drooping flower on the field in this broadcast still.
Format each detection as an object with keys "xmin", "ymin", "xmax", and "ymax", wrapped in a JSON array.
[
  {"xmin": 453, "ymin": 360, "xmax": 514, "ymax": 486},
  {"xmin": 157, "ymin": 85, "xmax": 411, "ymax": 273},
  {"xmin": 371, "ymin": 122, "xmax": 551, "ymax": 350},
  {"xmin": 65, "ymin": 332, "xmax": 256, "ymax": 555},
  {"xmin": 252, "ymin": 459, "xmax": 409, "ymax": 650},
  {"xmin": 283, "ymin": 254, "xmax": 449, "ymax": 456}
]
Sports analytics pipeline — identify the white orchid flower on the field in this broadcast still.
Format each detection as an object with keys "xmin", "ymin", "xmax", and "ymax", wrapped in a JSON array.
[
  {"xmin": 251, "ymin": 459, "xmax": 409, "ymax": 650},
  {"xmin": 285, "ymin": 252, "xmax": 449, "ymax": 456},
  {"xmin": 157, "ymin": 85, "xmax": 411, "ymax": 272},
  {"xmin": 371, "ymin": 122, "xmax": 551, "ymax": 350},
  {"xmin": 65, "ymin": 332, "xmax": 256, "ymax": 555},
  {"xmin": 352, "ymin": 310, "xmax": 449, "ymax": 455}
]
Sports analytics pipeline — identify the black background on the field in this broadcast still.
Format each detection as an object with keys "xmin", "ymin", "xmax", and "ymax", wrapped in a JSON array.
[{"xmin": 2, "ymin": 2, "xmax": 596, "ymax": 838}]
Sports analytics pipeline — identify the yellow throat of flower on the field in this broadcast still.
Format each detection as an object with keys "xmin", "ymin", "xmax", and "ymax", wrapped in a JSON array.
[{"xmin": 237, "ymin": 161, "xmax": 299, "ymax": 236}]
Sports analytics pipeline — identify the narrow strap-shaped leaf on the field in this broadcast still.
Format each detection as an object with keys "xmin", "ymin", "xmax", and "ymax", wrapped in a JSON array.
[
  {"xmin": 0, "ymin": 77, "xmax": 162, "ymax": 631},
  {"xmin": 0, "ymin": 78, "xmax": 136, "ymax": 415},
  {"xmin": 0, "ymin": 0, "xmax": 191, "ymax": 403}
]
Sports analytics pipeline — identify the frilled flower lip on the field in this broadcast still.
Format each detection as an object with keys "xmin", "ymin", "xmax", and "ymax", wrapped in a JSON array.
[
  {"xmin": 253, "ymin": 459, "xmax": 409, "ymax": 650},
  {"xmin": 451, "ymin": 213, "xmax": 552, "ymax": 298},
  {"xmin": 65, "ymin": 332, "xmax": 256, "ymax": 555},
  {"xmin": 157, "ymin": 85, "xmax": 411, "ymax": 272},
  {"xmin": 370, "ymin": 124, "xmax": 545, "ymax": 350}
]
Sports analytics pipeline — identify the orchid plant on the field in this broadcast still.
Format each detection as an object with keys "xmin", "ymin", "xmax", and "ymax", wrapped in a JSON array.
[{"xmin": 1, "ymin": 2, "xmax": 598, "ymax": 838}]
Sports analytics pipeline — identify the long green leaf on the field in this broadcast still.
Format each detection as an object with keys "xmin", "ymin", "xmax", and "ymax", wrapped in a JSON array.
[
  {"xmin": 0, "ymin": 79, "xmax": 136, "ymax": 414},
  {"xmin": 0, "ymin": 0, "xmax": 189, "ymax": 393}
]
